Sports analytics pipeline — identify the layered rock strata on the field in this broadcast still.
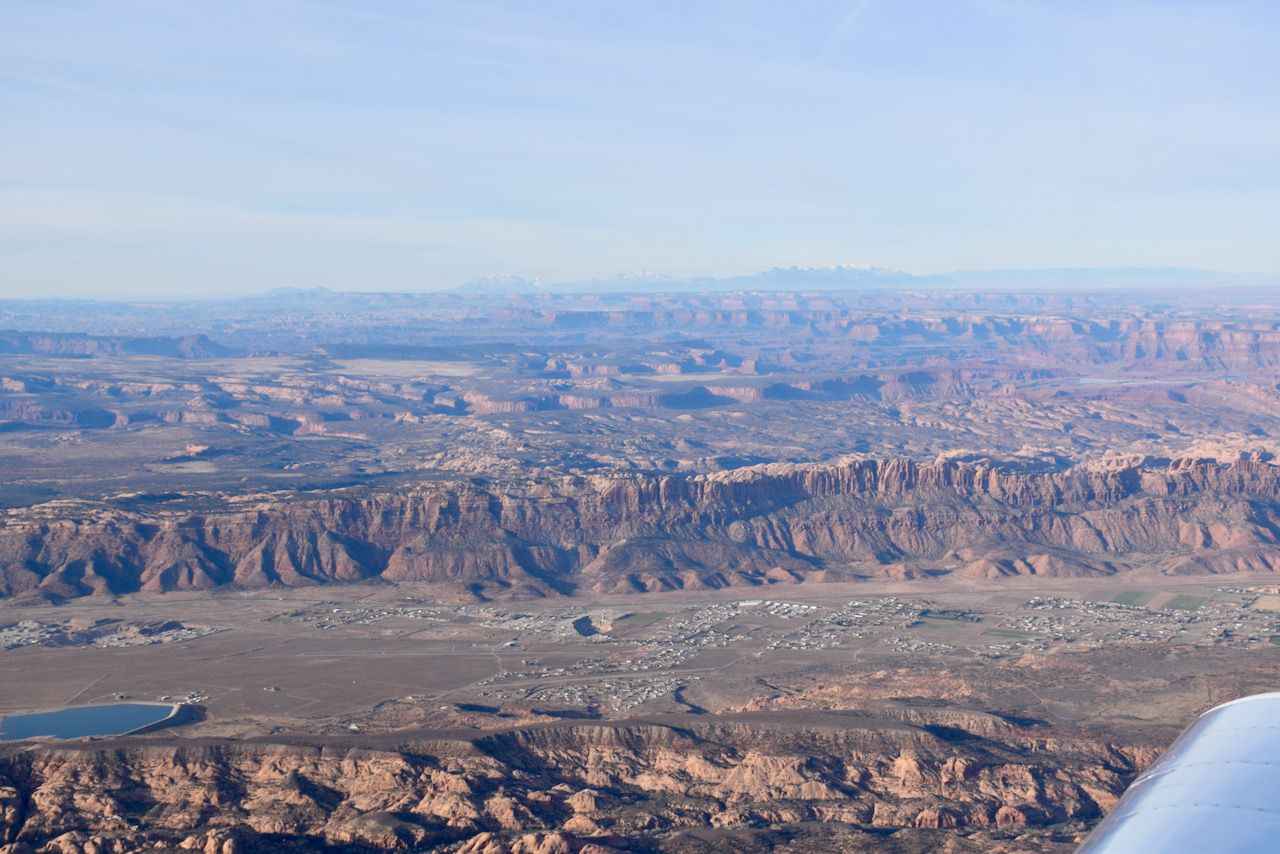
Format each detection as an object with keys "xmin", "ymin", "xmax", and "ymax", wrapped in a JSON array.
[{"xmin": 3, "ymin": 456, "xmax": 1279, "ymax": 600}]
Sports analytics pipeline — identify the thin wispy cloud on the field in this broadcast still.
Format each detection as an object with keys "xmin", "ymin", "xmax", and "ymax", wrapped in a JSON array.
[{"xmin": 817, "ymin": 0, "xmax": 874, "ymax": 62}]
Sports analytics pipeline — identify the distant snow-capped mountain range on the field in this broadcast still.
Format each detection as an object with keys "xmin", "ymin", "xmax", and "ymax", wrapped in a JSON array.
[
  {"xmin": 453, "ymin": 265, "xmax": 1272, "ymax": 294},
  {"xmin": 455, "ymin": 265, "xmax": 936, "ymax": 294}
]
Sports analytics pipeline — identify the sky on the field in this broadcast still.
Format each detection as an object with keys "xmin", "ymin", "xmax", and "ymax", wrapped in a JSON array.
[{"xmin": 1, "ymin": 0, "xmax": 1278, "ymax": 297}]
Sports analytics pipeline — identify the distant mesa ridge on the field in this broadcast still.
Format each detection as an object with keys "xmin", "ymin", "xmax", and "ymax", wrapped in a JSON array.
[
  {"xmin": 4, "ymin": 454, "xmax": 1280, "ymax": 601},
  {"xmin": 0, "ymin": 331, "xmax": 238, "ymax": 359}
]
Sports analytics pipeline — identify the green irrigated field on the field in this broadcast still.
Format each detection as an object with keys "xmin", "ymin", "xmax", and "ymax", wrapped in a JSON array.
[
  {"xmin": 1110, "ymin": 590, "xmax": 1153, "ymax": 606},
  {"xmin": 982, "ymin": 628, "xmax": 1041, "ymax": 639}
]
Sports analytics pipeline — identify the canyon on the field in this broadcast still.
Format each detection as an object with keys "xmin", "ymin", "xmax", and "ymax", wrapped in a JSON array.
[{"xmin": 4, "ymin": 288, "xmax": 1280, "ymax": 851}]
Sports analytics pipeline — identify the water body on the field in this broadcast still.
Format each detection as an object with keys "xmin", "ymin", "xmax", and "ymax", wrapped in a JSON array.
[{"xmin": 0, "ymin": 703, "xmax": 178, "ymax": 741}]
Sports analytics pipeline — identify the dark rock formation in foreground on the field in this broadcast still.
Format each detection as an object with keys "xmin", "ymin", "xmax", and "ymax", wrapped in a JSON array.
[
  {"xmin": 0, "ymin": 709, "xmax": 1143, "ymax": 852},
  {"xmin": 4, "ymin": 455, "xmax": 1280, "ymax": 601}
]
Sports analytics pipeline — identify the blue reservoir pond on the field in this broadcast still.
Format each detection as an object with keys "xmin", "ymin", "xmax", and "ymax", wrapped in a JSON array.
[{"xmin": 0, "ymin": 703, "xmax": 178, "ymax": 741}]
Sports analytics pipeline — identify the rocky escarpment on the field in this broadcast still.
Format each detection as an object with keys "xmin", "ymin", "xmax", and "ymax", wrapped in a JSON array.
[
  {"xmin": 0, "ymin": 332, "xmax": 236, "ymax": 360},
  {"xmin": 0, "ymin": 711, "xmax": 1148, "ymax": 852},
  {"xmin": 4, "ymin": 455, "xmax": 1280, "ymax": 600},
  {"xmin": 402, "ymin": 309, "xmax": 1280, "ymax": 373}
]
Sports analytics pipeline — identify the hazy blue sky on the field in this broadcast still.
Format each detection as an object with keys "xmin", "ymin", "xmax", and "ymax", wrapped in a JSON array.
[{"xmin": 2, "ymin": 0, "xmax": 1278, "ymax": 296}]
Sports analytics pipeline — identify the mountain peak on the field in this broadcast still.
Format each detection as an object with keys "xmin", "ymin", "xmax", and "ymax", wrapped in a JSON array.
[
  {"xmin": 452, "ymin": 265, "xmax": 922, "ymax": 294},
  {"xmin": 455, "ymin": 274, "xmax": 543, "ymax": 294}
]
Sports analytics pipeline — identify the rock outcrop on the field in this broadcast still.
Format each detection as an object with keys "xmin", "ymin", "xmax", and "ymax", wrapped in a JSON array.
[{"xmin": 0, "ymin": 711, "xmax": 1142, "ymax": 852}]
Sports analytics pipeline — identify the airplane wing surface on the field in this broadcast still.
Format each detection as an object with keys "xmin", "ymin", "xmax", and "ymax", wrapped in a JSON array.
[{"xmin": 1078, "ymin": 691, "xmax": 1280, "ymax": 853}]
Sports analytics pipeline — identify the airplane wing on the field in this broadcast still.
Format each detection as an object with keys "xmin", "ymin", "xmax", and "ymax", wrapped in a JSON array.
[{"xmin": 1078, "ymin": 691, "xmax": 1280, "ymax": 853}]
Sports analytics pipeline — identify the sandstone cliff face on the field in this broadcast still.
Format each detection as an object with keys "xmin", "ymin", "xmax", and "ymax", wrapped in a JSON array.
[
  {"xmin": 3, "ymin": 456, "xmax": 1280, "ymax": 600},
  {"xmin": 447, "ymin": 310, "xmax": 1280, "ymax": 373},
  {"xmin": 0, "ymin": 713, "xmax": 1141, "ymax": 852}
]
